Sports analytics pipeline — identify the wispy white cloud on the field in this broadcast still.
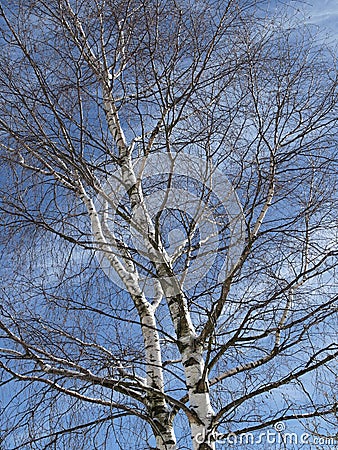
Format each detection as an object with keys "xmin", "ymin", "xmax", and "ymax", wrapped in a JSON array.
[{"xmin": 303, "ymin": 0, "xmax": 338, "ymax": 40}]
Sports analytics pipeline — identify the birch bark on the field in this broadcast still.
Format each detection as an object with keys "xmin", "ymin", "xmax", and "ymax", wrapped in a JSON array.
[{"xmin": 56, "ymin": 5, "xmax": 219, "ymax": 448}]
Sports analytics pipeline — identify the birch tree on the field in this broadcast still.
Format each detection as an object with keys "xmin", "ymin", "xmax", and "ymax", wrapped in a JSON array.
[{"xmin": 0, "ymin": 1, "xmax": 338, "ymax": 449}]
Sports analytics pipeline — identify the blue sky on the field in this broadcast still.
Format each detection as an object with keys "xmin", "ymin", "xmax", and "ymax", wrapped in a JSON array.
[{"xmin": 303, "ymin": 0, "xmax": 338, "ymax": 40}]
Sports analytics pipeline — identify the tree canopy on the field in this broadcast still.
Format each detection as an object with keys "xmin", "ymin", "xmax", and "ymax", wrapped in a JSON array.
[{"xmin": 0, "ymin": 1, "xmax": 338, "ymax": 449}]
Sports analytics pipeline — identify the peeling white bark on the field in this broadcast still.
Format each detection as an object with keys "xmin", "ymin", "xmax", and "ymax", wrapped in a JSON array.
[{"xmin": 182, "ymin": 347, "xmax": 216, "ymax": 450}]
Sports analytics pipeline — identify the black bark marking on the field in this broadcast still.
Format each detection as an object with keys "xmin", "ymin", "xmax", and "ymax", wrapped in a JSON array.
[{"xmin": 183, "ymin": 356, "xmax": 199, "ymax": 368}]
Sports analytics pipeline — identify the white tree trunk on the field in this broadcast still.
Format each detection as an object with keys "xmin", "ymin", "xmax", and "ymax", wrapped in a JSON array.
[
  {"xmin": 138, "ymin": 308, "xmax": 177, "ymax": 450},
  {"xmin": 182, "ymin": 343, "xmax": 216, "ymax": 450}
]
